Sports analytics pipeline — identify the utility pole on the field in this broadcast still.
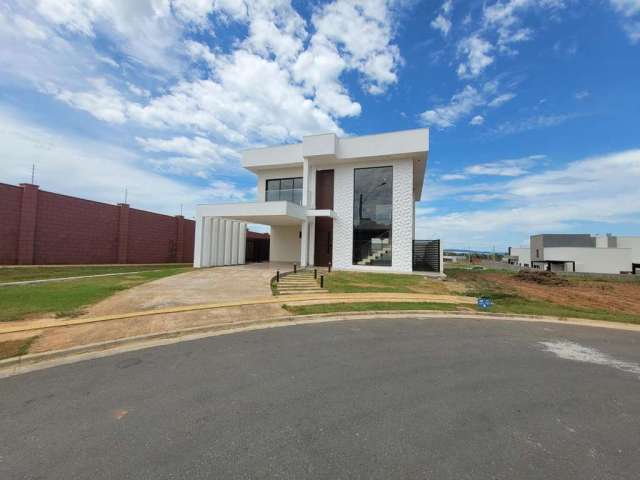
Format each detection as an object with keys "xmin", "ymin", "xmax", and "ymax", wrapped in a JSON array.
[
  {"xmin": 180, "ymin": 203, "xmax": 183, "ymax": 216},
  {"xmin": 31, "ymin": 163, "xmax": 35, "ymax": 184},
  {"xmin": 124, "ymin": 187, "xmax": 128, "ymax": 204}
]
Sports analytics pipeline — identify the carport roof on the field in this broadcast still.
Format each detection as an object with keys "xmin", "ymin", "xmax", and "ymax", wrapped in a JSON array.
[{"xmin": 196, "ymin": 201, "xmax": 307, "ymax": 226}]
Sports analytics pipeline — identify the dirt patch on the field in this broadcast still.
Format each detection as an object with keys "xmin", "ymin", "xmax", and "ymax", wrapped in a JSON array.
[
  {"xmin": 486, "ymin": 273, "xmax": 640, "ymax": 315},
  {"xmin": 29, "ymin": 303, "xmax": 288, "ymax": 354},
  {"xmin": 0, "ymin": 336, "xmax": 37, "ymax": 360}
]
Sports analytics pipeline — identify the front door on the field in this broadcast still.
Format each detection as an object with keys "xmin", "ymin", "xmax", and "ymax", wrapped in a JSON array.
[{"xmin": 314, "ymin": 169, "xmax": 334, "ymax": 267}]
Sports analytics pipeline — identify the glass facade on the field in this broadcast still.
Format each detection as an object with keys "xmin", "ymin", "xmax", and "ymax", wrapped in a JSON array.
[
  {"xmin": 265, "ymin": 177, "xmax": 303, "ymax": 205},
  {"xmin": 352, "ymin": 166, "xmax": 393, "ymax": 266}
]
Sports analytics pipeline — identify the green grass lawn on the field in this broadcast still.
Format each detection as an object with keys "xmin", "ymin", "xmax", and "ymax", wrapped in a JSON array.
[
  {"xmin": 283, "ymin": 301, "xmax": 462, "ymax": 316},
  {"xmin": 0, "ymin": 267, "xmax": 191, "ymax": 322},
  {"xmin": 323, "ymin": 271, "xmax": 450, "ymax": 294},
  {"xmin": 0, "ymin": 264, "xmax": 191, "ymax": 283}
]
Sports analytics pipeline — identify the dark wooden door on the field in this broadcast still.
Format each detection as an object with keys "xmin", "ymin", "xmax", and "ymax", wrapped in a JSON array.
[{"xmin": 314, "ymin": 169, "xmax": 334, "ymax": 266}]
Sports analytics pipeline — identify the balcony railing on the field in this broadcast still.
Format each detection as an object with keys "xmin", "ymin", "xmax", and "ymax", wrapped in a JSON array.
[{"xmin": 266, "ymin": 188, "xmax": 303, "ymax": 205}]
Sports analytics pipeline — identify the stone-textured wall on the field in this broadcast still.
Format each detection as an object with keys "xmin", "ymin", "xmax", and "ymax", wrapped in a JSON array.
[{"xmin": 332, "ymin": 158, "xmax": 414, "ymax": 273}]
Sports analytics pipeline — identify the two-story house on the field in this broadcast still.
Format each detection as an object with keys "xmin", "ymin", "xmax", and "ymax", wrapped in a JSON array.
[{"xmin": 193, "ymin": 128, "xmax": 441, "ymax": 274}]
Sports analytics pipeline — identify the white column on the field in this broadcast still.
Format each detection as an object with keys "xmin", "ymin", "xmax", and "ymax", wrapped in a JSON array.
[
  {"xmin": 216, "ymin": 219, "xmax": 226, "ymax": 266},
  {"xmin": 193, "ymin": 215, "xmax": 204, "ymax": 268},
  {"xmin": 308, "ymin": 219, "xmax": 315, "ymax": 266},
  {"xmin": 300, "ymin": 220, "xmax": 309, "ymax": 267},
  {"xmin": 238, "ymin": 223, "xmax": 246, "ymax": 264},
  {"xmin": 302, "ymin": 158, "xmax": 309, "ymax": 207},
  {"xmin": 211, "ymin": 218, "xmax": 220, "ymax": 266},
  {"xmin": 231, "ymin": 221, "xmax": 240, "ymax": 265},
  {"xmin": 224, "ymin": 219, "xmax": 233, "ymax": 265},
  {"xmin": 202, "ymin": 217, "xmax": 212, "ymax": 267}
]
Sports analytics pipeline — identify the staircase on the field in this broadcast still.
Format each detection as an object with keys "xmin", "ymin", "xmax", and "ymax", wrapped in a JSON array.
[
  {"xmin": 357, "ymin": 246, "xmax": 392, "ymax": 265},
  {"xmin": 276, "ymin": 269, "xmax": 328, "ymax": 295}
]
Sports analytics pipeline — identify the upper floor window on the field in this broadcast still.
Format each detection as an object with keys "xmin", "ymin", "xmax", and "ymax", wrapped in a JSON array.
[{"xmin": 265, "ymin": 177, "xmax": 303, "ymax": 205}]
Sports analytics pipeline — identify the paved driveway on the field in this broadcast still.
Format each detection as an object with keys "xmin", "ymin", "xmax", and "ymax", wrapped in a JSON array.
[
  {"xmin": 84, "ymin": 262, "xmax": 293, "ymax": 316},
  {"xmin": 2, "ymin": 317, "xmax": 640, "ymax": 479}
]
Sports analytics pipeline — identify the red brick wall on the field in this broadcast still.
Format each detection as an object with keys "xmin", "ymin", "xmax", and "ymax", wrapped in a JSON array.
[
  {"xmin": 34, "ymin": 191, "xmax": 120, "ymax": 265},
  {"xmin": 0, "ymin": 184, "xmax": 22, "ymax": 264},
  {"xmin": 0, "ymin": 183, "xmax": 195, "ymax": 265},
  {"xmin": 127, "ymin": 208, "xmax": 179, "ymax": 264}
]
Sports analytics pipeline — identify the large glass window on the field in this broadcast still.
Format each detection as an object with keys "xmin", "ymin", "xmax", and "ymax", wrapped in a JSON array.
[
  {"xmin": 265, "ymin": 177, "xmax": 303, "ymax": 205},
  {"xmin": 353, "ymin": 166, "xmax": 393, "ymax": 266}
]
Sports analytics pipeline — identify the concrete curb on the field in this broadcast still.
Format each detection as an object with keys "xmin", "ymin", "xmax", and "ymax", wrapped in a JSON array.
[
  {"xmin": 0, "ymin": 293, "xmax": 476, "ymax": 334},
  {"xmin": 2, "ymin": 310, "xmax": 640, "ymax": 378}
]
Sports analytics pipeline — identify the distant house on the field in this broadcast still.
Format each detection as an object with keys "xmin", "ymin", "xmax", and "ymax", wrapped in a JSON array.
[
  {"xmin": 194, "ymin": 129, "xmax": 443, "ymax": 274},
  {"xmin": 508, "ymin": 234, "xmax": 640, "ymax": 274}
]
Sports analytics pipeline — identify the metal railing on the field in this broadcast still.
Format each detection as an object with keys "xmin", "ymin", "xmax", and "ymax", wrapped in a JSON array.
[{"xmin": 413, "ymin": 240, "xmax": 440, "ymax": 272}]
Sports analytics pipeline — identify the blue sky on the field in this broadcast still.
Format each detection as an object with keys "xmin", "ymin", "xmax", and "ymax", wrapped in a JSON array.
[{"xmin": 1, "ymin": 0, "xmax": 639, "ymax": 251}]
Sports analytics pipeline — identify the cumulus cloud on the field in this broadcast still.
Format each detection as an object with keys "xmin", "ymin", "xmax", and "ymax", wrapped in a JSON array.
[{"xmin": 0, "ymin": 0, "xmax": 407, "ymax": 179}]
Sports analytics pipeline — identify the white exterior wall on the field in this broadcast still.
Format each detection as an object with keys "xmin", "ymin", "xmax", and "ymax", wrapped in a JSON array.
[
  {"xmin": 616, "ymin": 237, "xmax": 640, "ymax": 263},
  {"xmin": 332, "ymin": 158, "xmax": 414, "ymax": 273},
  {"xmin": 269, "ymin": 225, "xmax": 301, "ymax": 262},
  {"xmin": 256, "ymin": 167, "xmax": 304, "ymax": 201},
  {"xmin": 542, "ymin": 247, "xmax": 632, "ymax": 274},
  {"xmin": 193, "ymin": 217, "xmax": 246, "ymax": 268},
  {"xmin": 511, "ymin": 247, "xmax": 531, "ymax": 266}
]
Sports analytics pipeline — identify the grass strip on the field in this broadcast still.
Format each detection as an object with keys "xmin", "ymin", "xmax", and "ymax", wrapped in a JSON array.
[
  {"xmin": 0, "ymin": 267, "xmax": 191, "ymax": 322},
  {"xmin": 0, "ymin": 264, "xmax": 190, "ymax": 283},
  {"xmin": 282, "ymin": 301, "xmax": 462, "ymax": 316}
]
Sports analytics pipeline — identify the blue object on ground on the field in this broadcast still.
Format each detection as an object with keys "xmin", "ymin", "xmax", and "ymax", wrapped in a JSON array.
[{"xmin": 477, "ymin": 297, "xmax": 493, "ymax": 309}]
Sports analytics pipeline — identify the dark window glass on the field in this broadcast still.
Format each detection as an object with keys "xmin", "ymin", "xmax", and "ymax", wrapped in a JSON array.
[
  {"xmin": 353, "ymin": 166, "xmax": 392, "ymax": 266},
  {"xmin": 265, "ymin": 177, "xmax": 303, "ymax": 205}
]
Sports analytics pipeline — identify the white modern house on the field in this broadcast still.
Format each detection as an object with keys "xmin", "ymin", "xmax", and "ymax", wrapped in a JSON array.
[
  {"xmin": 508, "ymin": 234, "xmax": 640, "ymax": 274},
  {"xmin": 194, "ymin": 128, "xmax": 442, "ymax": 274}
]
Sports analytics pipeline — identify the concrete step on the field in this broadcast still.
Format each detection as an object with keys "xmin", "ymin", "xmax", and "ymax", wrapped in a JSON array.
[
  {"xmin": 278, "ymin": 290, "xmax": 328, "ymax": 295},
  {"xmin": 278, "ymin": 286, "xmax": 323, "ymax": 290},
  {"xmin": 277, "ymin": 284, "xmax": 325, "ymax": 289}
]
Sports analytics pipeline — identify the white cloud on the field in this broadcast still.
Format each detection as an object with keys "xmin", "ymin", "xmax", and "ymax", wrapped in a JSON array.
[
  {"xmin": 493, "ymin": 113, "xmax": 581, "ymax": 135},
  {"xmin": 441, "ymin": 174, "xmax": 467, "ymax": 181},
  {"xmin": 574, "ymin": 90, "xmax": 590, "ymax": 100},
  {"xmin": 53, "ymin": 77, "xmax": 129, "ymax": 124},
  {"xmin": 431, "ymin": 0, "xmax": 454, "ymax": 37},
  {"xmin": 308, "ymin": 0, "xmax": 402, "ymax": 95},
  {"xmin": 420, "ymin": 82, "xmax": 514, "ymax": 128},
  {"xmin": 456, "ymin": 0, "xmax": 566, "ymax": 78},
  {"xmin": 431, "ymin": 14, "xmax": 452, "ymax": 36},
  {"xmin": 0, "ymin": 108, "xmax": 245, "ymax": 217},
  {"xmin": 136, "ymin": 136, "xmax": 241, "ymax": 178},
  {"xmin": 609, "ymin": 0, "xmax": 640, "ymax": 41},
  {"xmin": 488, "ymin": 92, "xmax": 515, "ymax": 107},
  {"xmin": 456, "ymin": 35, "xmax": 494, "ymax": 78},
  {"xmin": 464, "ymin": 154, "xmax": 546, "ymax": 176},
  {"xmin": 417, "ymin": 149, "xmax": 640, "ymax": 248}
]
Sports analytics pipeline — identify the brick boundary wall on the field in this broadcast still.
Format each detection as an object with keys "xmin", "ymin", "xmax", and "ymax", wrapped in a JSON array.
[{"xmin": 0, "ymin": 183, "xmax": 195, "ymax": 265}]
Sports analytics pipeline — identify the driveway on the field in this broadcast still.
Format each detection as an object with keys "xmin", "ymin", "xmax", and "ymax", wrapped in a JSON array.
[
  {"xmin": 2, "ymin": 317, "xmax": 640, "ymax": 479},
  {"xmin": 84, "ymin": 262, "xmax": 293, "ymax": 316}
]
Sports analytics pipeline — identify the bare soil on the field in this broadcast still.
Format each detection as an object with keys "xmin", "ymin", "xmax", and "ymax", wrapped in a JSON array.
[{"xmin": 485, "ymin": 273, "xmax": 640, "ymax": 315}]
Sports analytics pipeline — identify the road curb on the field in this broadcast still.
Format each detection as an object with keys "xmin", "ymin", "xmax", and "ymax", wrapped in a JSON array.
[{"xmin": 2, "ymin": 310, "xmax": 640, "ymax": 378}]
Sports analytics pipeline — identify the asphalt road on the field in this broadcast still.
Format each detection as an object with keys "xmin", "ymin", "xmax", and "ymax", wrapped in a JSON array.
[{"xmin": 2, "ymin": 317, "xmax": 640, "ymax": 479}]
